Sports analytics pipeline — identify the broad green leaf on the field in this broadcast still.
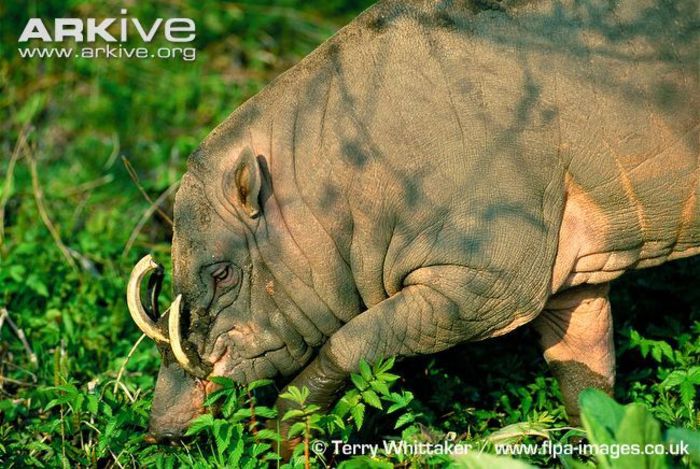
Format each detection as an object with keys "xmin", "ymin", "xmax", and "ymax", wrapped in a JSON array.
[
  {"xmin": 679, "ymin": 381, "xmax": 695, "ymax": 407},
  {"xmin": 282, "ymin": 409, "xmax": 305, "ymax": 421},
  {"xmin": 579, "ymin": 389, "xmax": 626, "ymax": 447},
  {"xmin": 231, "ymin": 408, "xmax": 252, "ymax": 422},
  {"xmin": 376, "ymin": 357, "xmax": 395, "ymax": 374},
  {"xmin": 613, "ymin": 403, "xmax": 667, "ymax": 469},
  {"xmin": 205, "ymin": 386, "xmax": 238, "ymax": 408},
  {"xmin": 359, "ymin": 359, "xmax": 373, "ymax": 383},
  {"xmin": 377, "ymin": 372, "xmax": 400, "ymax": 383},
  {"xmin": 387, "ymin": 391, "xmax": 414, "ymax": 413},
  {"xmin": 361, "ymin": 389, "xmax": 382, "ymax": 409},
  {"xmin": 333, "ymin": 394, "xmax": 355, "ymax": 419},
  {"xmin": 8, "ymin": 265, "xmax": 26, "ymax": 281},
  {"xmin": 305, "ymin": 404, "xmax": 322, "ymax": 415},
  {"xmin": 279, "ymin": 386, "xmax": 309, "ymax": 405},
  {"xmin": 227, "ymin": 432, "xmax": 244, "ymax": 465},
  {"xmin": 394, "ymin": 412, "xmax": 415, "ymax": 429},
  {"xmin": 213, "ymin": 420, "xmax": 233, "ymax": 453},
  {"xmin": 26, "ymin": 274, "xmax": 48, "ymax": 297},
  {"xmin": 662, "ymin": 370, "xmax": 687, "ymax": 388},
  {"xmin": 320, "ymin": 413, "xmax": 345, "ymax": 432},
  {"xmin": 247, "ymin": 379, "xmax": 274, "ymax": 392},
  {"xmin": 255, "ymin": 429, "xmax": 281, "ymax": 442},
  {"xmin": 254, "ymin": 406, "xmax": 277, "ymax": 419},
  {"xmin": 87, "ymin": 394, "xmax": 99, "ymax": 415},
  {"xmin": 369, "ymin": 379, "xmax": 390, "ymax": 396},
  {"xmin": 351, "ymin": 373, "xmax": 368, "ymax": 391},
  {"xmin": 580, "ymin": 389, "xmax": 669, "ymax": 469},
  {"xmin": 351, "ymin": 403, "xmax": 365, "ymax": 430},
  {"xmin": 209, "ymin": 376, "xmax": 236, "ymax": 388},
  {"xmin": 687, "ymin": 367, "xmax": 700, "ymax": 384},
  {"xmin": 665, "ymin": 427, "xmax": 700, "ymax": 465},
  {"xmin": 661, "ymin": 369, "xmax": 698, "ymax": 407},
  {"xmin": 185, "ymin": 414, "xmax": 214, "ymax": 436},
  {"xmin": 287, "ymin": 421, "xmax": 306, "ymax": 439},
  {"xmin": 252, "ymin": 442, "xmax": 273, "ymax": 456}
]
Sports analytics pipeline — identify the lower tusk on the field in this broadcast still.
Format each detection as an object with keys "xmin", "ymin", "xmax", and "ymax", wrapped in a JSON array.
[
  {"xmin": 168, "ymin": 294, "xmax": 210, "ymax": 378},
  {"xmin": 127, "ymin": 255, "xmax": 169, "ymax": 343}
]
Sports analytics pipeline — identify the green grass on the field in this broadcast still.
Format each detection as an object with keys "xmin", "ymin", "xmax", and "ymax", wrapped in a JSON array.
[{"xmin": 1, "ymin": 0, "xmax": 698, "ymax": 467}]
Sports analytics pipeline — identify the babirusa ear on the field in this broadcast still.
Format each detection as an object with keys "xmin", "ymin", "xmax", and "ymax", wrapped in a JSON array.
[{"xmin": 225, "ymin": 147, "xmax": 262, "ymax": 218}]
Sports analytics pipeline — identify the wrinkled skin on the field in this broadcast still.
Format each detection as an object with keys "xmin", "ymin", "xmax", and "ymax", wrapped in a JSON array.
[{"xmin": 140, "ymin": 0, "xmax": 699, "ymax": 443}]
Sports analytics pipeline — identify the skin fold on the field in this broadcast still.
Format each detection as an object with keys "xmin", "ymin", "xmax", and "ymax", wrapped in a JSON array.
[{"xmin": 135, "ymin": 0, "xmax": 699, "ymax": 444}]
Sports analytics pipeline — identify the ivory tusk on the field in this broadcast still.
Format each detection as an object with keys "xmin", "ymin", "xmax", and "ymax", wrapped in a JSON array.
[
  {"xmin": 126, "ymin": 254, "xmax": 169, "ymax": 343},
  {"xmin": 168, "ymin": 294, "xmax": 209, "ymax": 378}
]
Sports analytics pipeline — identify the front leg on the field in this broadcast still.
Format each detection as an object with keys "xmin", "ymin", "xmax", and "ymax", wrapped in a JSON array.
[
  {"xmin": 274, "ymin": 268, "xmax": 474, "ymax": 456},
  {"xmin": 276, "ymin": 264, "xmax": 526, "ymax": 422}
]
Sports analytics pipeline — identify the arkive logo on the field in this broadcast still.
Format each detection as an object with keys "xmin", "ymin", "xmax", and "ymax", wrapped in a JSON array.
[
  {"xmin": 18, "ymin": 9, "xmax": 195, "ymax": 43},
  {"xmin": 17, "ymin": 9, "xmax": 197, "ymax": 61}
]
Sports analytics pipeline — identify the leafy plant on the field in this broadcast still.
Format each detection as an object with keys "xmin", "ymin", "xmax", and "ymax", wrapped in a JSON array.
[
  {"xmin": 661, "ymin": 367, "xmax": 700, "ymax": 422},
  {"xmin": 578, "ymin": 388, "xmax": 698, "ymax": 468},
  {"xmin": 183, "ymin": 377, "xmax": 279, "ymax": 468},
  {"xmin": 334, "ymin": 357, "xmax": 418, "ymax": 435}
]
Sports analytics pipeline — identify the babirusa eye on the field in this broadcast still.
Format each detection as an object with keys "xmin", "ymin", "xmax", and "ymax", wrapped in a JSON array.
[
  {"xmin": 212, "ymin": 265, "xmax": 230, "ymax": 281},
  {"xmin": 212, "ymin": 264, "xmax": 239, "ymax": 287}
]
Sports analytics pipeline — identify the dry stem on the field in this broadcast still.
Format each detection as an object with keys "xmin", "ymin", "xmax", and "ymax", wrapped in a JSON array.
[
  {"xmin": 0, "ymin": 124, "xmax": 30, "ymax": 249},
  {"xmin": 112, "ymin": 305, "xmax": 171, "ymax": 398},
  {"xmin": 112, "ymin": 333, "xmax": 147, "ymax": 398},
  {"xmin": 27, "ymin": 147, "xmax": 78, "ymax": 270},
  {"xmin": 0, "ymin": 307, "xmax": 38, "ymax": 366},
  {"xmin": 121, "ymin": 156, "xmax": 174, "ymax": 226},
  {"xmin": 122, "ymin": 180, "xmax": 179, "ymax": 257}
]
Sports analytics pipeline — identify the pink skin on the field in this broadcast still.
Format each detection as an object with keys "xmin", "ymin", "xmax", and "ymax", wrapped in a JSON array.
[
  {"xmin": 199, "ymin": 326, "xmax": 284, "ymax": 397},
  {"xmin": 147, "ymin": 368, "xmax": 209, "ymax": 442}
]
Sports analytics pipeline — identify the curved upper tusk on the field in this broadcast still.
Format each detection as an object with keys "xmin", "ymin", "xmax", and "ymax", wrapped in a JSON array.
[
  {"xmin": 127, "ymin": 255, "xmax": 169, "ymax": 343},
  {"xmin": 168, "ymin": 294, "xmax": 210, "ymax": 378}
]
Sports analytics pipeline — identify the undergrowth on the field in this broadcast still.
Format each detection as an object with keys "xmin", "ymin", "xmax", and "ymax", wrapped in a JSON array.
[{"xmin": 1, "ymin": 0, "xmax": 699, "ymax": 467}]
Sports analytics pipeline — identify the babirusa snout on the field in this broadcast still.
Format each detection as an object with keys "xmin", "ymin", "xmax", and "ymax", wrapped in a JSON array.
[{"xmin": 126, "ymin": 255, "xmax": 169, "ymax": 343}]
